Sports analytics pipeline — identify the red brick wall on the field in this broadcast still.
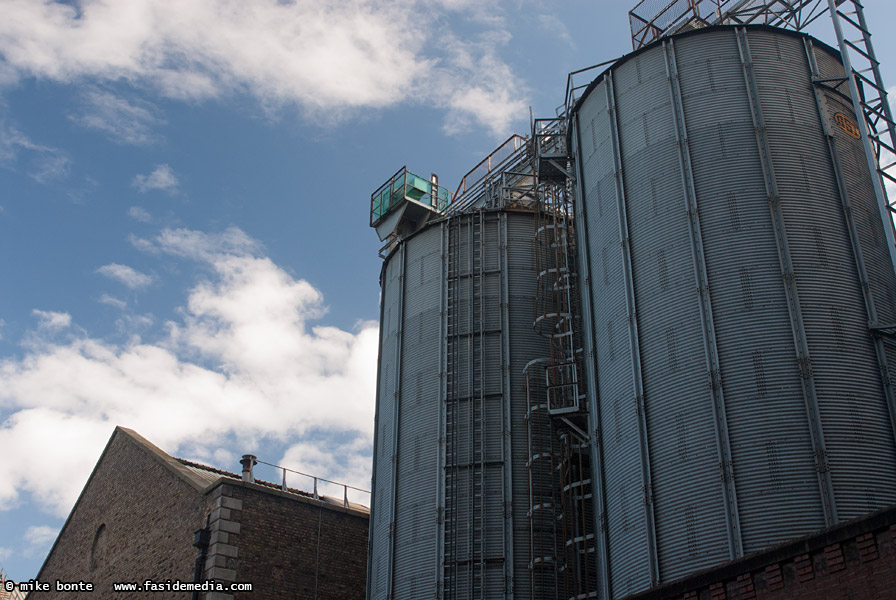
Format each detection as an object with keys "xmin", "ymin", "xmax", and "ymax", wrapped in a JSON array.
[
  {"xmin": 624, "ymin": 507, "xmax": 896, "ymax": 600},
  {"xmin": 30, "ymin": 430, "xmax": 207, "ymax": 599},
  {"xmin": 223, "ymin": 482, "xmax": 368, "ymax": 599}
]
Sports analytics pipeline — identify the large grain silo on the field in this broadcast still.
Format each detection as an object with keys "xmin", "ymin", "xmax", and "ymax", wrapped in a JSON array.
[
  {"xmin": 571, "ymin": 24, "xmax": 896, "ymax": 598},
  {"xmin": 367, "ymin": 142, "xmax": 571, "ymax": 600}
]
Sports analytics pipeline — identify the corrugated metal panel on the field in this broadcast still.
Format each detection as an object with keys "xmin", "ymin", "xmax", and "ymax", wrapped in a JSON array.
[
  {"xmin": 576, "ymin": 73, "xmax": 652, "ymax": 598},
  {"xmin": 575, "ymin": 25, "xmax": 896, "ymax": 600},
  {"xmin": 675, "ymin": 29, "xmax": 825, "ymax": 554},
  {"xmin": 370, "ymin": 247, "xmax": 402, "ymax": 600},
  {"xmin": 394, "ymin": 226, "xmax": 442, "ymax": 599},
  {"xmin": 621, "ymin": 36, "xmax": 732, "ymax": 582}
]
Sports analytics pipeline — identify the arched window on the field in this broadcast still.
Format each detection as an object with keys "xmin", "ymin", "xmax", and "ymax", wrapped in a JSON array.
[{"xmin": 89, "ymin": 523, "xmax": 107, "ymax": 571}]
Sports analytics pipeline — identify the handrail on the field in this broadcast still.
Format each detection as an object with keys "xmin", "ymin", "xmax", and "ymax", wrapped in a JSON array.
[
  {"xmin": 255, "ymin": 459, "xmax": 371, "ymax": 510},
  {"xmin": 453, "ymin": 135, "xmax": 528, "ymax": 206},
  {"xmin": 565, "ymin": 60, "xmax": 615, "ymax": 116},
  {"xmin": 628, "ymin": 0, "xmax": 829, "ymax": 49}
]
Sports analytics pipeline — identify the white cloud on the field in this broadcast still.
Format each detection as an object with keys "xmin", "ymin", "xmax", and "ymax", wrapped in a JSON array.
[
  {"xmin": 538, "ymin": 13, "xmax": 573, "ymax": 47},
  {"xmin": 31, "ymin": 310, "xmax": 71, "ymax": 332},
  {"xmin": 0, "ymin": 546, "xmax": 10, "ymax": 561},
  {"xmin": 0, "ymin": 227, "xmax": 378, "ymax": 517},
  {"xmin": 0, "ymin": 120, "xmax": 70, "ymax": 182},
  {"xmin": 23, "ymin": 524, "xmax": 58, "ymax": 558},
  {"xmin": 71, "ymin": 88, "xmax": 163, "ymax": 145},
  {"xmin": 0, "ymin": 0, "xmax": 526, "ymax": 136},
  {"xmin": 132, "ymin": 164, "xmax": 178, "ymax": 194},
  {"xmin": 128, "ymin": 206, "xmax": 152, "ymax": 222},
  {"xmin": 280, "ymin": 437, "xmax": 372, "ymax": 504},
  {"xmin": 96, "ymin": 263, "xmax": 154, "ymax": 289},
  {"xmin": 98, "ymin": 294, "xmax": 127, "ymax": 310},
  {"xmin": 436, "ymin": 36, "xmax": 528, "ymax": 136}
]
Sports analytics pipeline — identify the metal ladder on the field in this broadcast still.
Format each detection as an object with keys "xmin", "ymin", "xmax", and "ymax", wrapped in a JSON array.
[{"xmin": 444, "ymin": 211, "xmax": 489, "ymax": 600}]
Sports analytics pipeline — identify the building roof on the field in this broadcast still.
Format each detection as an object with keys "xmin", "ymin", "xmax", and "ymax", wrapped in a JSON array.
[{"xmin": 173, "ymin": 456, "xmax": 370, "ymax": 514}]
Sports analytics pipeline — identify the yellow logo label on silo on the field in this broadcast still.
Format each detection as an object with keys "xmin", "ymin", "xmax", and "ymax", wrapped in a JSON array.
[{"xmin": 834, "ymin": 112, "xmax": 862, "ymax": 139}]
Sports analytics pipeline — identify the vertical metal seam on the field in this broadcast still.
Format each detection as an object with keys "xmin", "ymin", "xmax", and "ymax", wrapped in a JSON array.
[
  {"xmin": 387, "ymin": 242, "xmax": 406, "ymax": 600},
  {"xmin": 466, "ymin": 215, "xmax": 474, "ymax": 599},
  {"xmin": 663, "ymin": 38, "xmax": 743, "ymax": 559},
  {"xmin": 436, "ymin": 220, "xmax": 448, "ymax": 599},
  {"xmin": 804, "ymin": 36, "xmax": 896, "ymax": 455},
  {"xmin": 367, "ymin": 262, "xmax": 389, "ymax": 600},
  {"xmin": 606, "ymin": 69, "xmax": 660, "ymax": 585},
  {"xmin": 736, "ymin": 27, "xmax": 838, "ymax": 526},
  {"xmin": 572, "ymin": 112, "xmax": 612, "ymax": 600},
  {"xmin": 500, "ymin": 213, "xmax": 515, "ymax": 599},
  {"xmin": 826, "ymin": 0, "xmax": 896, "ymax": 283},
  {"xmin": 477, "ymin": 210, "xmax": 486, "ymax": 597}
]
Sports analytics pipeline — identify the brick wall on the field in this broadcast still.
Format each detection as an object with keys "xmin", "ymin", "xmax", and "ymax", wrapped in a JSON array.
[
  {"xmin": 31, "ymin": 429, "xmax": 207, "ymax": 599},
  {"xmin": 26, "ymin": 428, "xmax": 369, "ymax": 600},
  {"xmin": 623, "ymin": 505, "xmax": 896, "ymax": 600},
  {"xmin": 213, "ymin": 481, "xmax": 368, "ymax": 599}
]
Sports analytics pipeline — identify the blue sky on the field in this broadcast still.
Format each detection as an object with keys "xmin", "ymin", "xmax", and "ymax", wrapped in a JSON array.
[{"xmin": 0, "ymin": 0, "xmax": 894, "ymax": 581}]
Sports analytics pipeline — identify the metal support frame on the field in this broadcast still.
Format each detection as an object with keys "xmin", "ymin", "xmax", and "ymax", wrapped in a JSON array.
[
  {"xmin": 606, "ymin": 70, "xmax": 660, "ymax": 586},
  {"xmin": 663, "ymin": 38, "xmax": 743, "ymax": 560},
  {"xmin": 826, "ymin": 0, "xmax": 896, "ymax": 282},
  {"xmin": 737, "ymin": 26, "xmax": 838, "ymax": 526},
  {"xmin": 530, "ymin": 114, "xmax": 599, "ymax": 599}
]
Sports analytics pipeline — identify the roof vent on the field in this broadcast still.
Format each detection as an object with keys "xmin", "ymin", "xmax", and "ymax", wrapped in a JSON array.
[{"xmin": 240, "ymin": 454, "xmax": 257, "ymax": 483}]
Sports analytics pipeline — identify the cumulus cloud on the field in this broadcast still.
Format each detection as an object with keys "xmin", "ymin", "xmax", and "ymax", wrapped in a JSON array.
[
  {"xmin": 132, "ymin": 164, "xmax": 178, "ymax": 194},
  {"xmin": 96, "ymin": 263, "xmax": 154, "ymax": 289},
  {"xmin": 0, "ymin": 227, "xmax": 378, "ymax": 517},
  {"xmin": 0, "ymin": 0, "xmax": 526, "ymax": 136},
  {"xmin": 71, "ymin": 88, "xmax": 164, "ymax": 145}
]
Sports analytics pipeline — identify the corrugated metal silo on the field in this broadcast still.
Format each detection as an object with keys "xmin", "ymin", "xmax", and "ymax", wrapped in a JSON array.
[
  {"xmin": 368, "ymin": 158, "xmax": 552, "ymax": 599},
  {"xmin": 571, "ymin": 25, "xmax": 896, "ymax": 598}
]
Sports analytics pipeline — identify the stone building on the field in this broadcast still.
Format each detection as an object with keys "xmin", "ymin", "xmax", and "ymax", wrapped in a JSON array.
[{"xmin": 28, "ymin": 427, "xmax": 368, "ymax": 599}]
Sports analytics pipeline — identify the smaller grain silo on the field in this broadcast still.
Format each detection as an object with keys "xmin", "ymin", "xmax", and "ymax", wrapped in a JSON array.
[
  {"xmin": 570, "ymin": 24, "xmax": 896, "ymax": 599},
  {"xmin": 367, "ymin": 139, "xmax": 567, "ymax": 600}
]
